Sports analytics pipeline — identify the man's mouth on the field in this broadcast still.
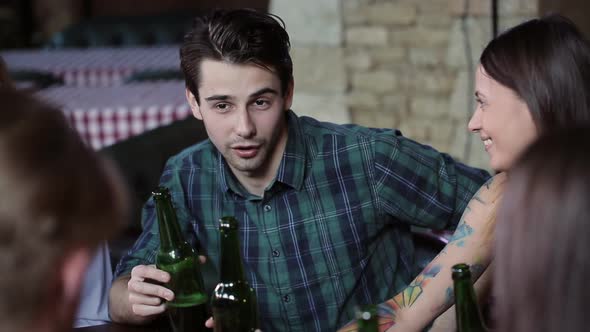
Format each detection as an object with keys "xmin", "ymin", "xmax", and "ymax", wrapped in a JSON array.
[{"xmin": 232, "ymin": 145, "xmax": 260, "ymax": 158}]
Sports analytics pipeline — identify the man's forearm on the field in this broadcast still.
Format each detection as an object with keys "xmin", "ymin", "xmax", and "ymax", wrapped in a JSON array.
[{"xmin": 109, "ymin": 275, "xmax": 157, "ymax": 325}]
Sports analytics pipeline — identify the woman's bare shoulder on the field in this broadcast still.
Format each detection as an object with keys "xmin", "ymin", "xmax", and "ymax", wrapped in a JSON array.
[{"xmin": 475, "ymin": 172, "xmax": 507, "ymax": 201}]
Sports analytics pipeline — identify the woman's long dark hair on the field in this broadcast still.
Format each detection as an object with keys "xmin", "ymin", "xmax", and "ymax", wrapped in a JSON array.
[
  {"xmin": 480, "ymin": 15, "xmax": 590, "ymax": 132},
  {"xmin": 478, "ymin": 15, "xmax": 590, "ymax": 244},
  {"xmin": 495, "ymin": 127, "xmax": 590, "ymax": 332}
]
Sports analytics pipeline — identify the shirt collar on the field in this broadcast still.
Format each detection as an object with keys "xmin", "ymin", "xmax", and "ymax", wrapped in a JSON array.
[
  {"xmin": 218, "ymin": 110, "xmax": 307, "ymax": 197},
  {"xmin": 275, "ymin": 110, "xmax": 306, "ymax": 191}
]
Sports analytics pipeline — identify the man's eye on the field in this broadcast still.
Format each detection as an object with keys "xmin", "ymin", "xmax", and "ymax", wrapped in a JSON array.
[
  {"xmin": 216, "ymin": 103, "xmax": 229, "ymax": 110},
  {"xmin": 253, "ymin": 99, "xmax": 272, "ymax": 109}
]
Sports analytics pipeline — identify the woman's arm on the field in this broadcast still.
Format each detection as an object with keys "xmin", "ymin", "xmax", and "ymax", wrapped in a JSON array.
[
  {"xmin": 384, "ymin": 173, "xmax": 506, "ymax": 331},
  {"xmin": 429, "ymin": 262, "xmax": 494, "ymax": 331}
]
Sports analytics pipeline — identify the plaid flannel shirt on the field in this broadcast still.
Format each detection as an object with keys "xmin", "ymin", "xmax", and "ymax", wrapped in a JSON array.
[{"xmin": 115, "ymin": 110, "xmax": 489, "ymax": 331}]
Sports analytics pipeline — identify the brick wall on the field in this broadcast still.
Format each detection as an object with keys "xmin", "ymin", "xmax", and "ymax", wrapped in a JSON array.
[
  {"xmin": 271, "ymin": 0, "xmax": 350, "ymax": 124},
  {"xmin": 344, "ymin": 0, "xmax": 537, "ymax": 169},
  {"xmin": 273, "ymin": 0, "xmax": 538, "ymax": 170}
]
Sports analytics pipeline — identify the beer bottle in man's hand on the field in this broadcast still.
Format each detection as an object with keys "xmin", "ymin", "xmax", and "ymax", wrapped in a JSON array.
[
  {"xmin": 153, "ymin": 186, "xmax": 208, "ymax": 332},
  {"xmin": 211, "ymin": 216, "xmax": 260, "ymax": 332},
  {"xmin": 452, "ymin": 263, "xmax": 487, "ymax": 332}
]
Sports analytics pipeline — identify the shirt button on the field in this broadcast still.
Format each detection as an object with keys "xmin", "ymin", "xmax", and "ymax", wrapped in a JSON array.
[
  {"xmin": 272, "ymin": 249, "xmax": 280, "ymax": 257},
  {"xmin": 283, "ymin": 294, "xmax": 291, "ymax": 303},
  {"xmin": 263, "ymin": 205, "xmax": 272, "ymax": 212}
]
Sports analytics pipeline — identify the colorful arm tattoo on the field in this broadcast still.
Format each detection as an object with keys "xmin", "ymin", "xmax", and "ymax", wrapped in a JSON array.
[
  {"xmin": 388, "ymin": 263, "xmax": 442, "ymax": 309},
  {"xmin": 449, "ymin": 175, "xmax": 498, "ymax": 248},
  {"xmin": 449, "ymin": 223, "xmax": 474, "ymax": 247},
  {"xmin": 434, "ymin": 286, "xmax": 454, "ymax": 313}
]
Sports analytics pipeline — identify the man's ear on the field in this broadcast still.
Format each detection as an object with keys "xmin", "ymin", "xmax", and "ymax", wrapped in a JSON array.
[
  {"xmin": 185, "ymin": 89, "xmax": 203, "ymax": 120},
  {"xmin": 284, "ymin": 79, "xmax": 295, "ymax": 111}
]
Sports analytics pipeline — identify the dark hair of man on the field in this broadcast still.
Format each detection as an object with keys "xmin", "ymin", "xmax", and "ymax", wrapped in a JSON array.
[
  {"xmin": 180, "ymin": 8, "xmax": 293, "ymax": 104},
  {"xmin": 495, "ymin": 127, "xmax": 590, "ymax": 332},
  {"xmin": 480, "ymin": 14, "xmax": 590, "ymax": 132}
]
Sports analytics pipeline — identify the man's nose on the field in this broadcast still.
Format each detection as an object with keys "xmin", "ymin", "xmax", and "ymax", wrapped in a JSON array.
[{"xmin": 235, "ymin": 108, "xmax": 256, "ymax": 138}]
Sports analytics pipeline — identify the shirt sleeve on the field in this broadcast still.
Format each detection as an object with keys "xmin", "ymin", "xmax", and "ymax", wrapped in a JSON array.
[
  {"xmin": 74, "ymin": 243, "xmax": 112, "ymax": 327},
  {"xmin": 114, "ymin": 158, "xmax": 191, "ymax": 278},
  {"xmin": 374, "ymin": 131, "xmax": 490, "ymax": 230}
]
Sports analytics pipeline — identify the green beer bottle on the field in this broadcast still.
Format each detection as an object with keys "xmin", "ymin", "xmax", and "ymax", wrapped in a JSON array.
[
  {"xmin": 452, "ymin": 263, "xmax": 487, "ymax": 332},
  {"xmin": 356, "ymin": 304, "xmax": 378, "ymax": 332},
  {"xmin": 153, "ymin": 186, "xmax": 208, "ymax": 332},
  {"xmin": 211, "ymin": 216, "xmax": 259, "ymax": 332}
]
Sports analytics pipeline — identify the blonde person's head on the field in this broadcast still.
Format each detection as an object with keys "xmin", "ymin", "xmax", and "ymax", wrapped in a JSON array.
[{"xmin": 0, "ymin": 89, "xmax": 129, "ymax": 331}]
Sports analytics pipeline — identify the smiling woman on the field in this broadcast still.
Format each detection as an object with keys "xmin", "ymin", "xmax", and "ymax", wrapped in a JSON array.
[
  {"xmin": 469, "ymin": 65, "xmax": 537, "ymax": 173},
  {"xmin": 435, "ymin": 13, "xmax": 590, "ymax": 328},
  {"xmin": 386, "ymin": 14, "xmax": 590, "ymax": 332},
  {"xmin": 470, "ymin": 14, "xmax": 590, "ymax": 172}
]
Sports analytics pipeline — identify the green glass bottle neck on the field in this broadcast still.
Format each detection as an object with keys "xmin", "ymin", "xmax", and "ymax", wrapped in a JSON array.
[
  {"xmin": 219, "ymin": 222, "xmax": 246, "ymax": 283},
  {"xmin": 453, "ymin": 267, "xmax": 486, "ymax": 332},
  {"xmin": 154, "ymin": 196, "xmax": 186, "ymax": 252},
  {"xmin": 357, "ymin": 305, "xmax": 378, "ymax": 332}
]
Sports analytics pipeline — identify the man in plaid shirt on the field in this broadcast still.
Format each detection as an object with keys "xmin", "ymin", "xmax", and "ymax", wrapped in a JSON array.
[{"xmin": 109, "ymin": 9, "xmax": 490, "ymax": 331}]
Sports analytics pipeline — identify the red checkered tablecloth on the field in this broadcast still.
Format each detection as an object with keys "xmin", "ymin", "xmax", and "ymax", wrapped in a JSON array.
[
  {"xmin": 2, "ymin": 46, "xmax": 180, "ymax": 86},
  {"xmin": 36, "ymin": 81, "xmax": 192, "ymax": 149}
]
